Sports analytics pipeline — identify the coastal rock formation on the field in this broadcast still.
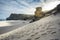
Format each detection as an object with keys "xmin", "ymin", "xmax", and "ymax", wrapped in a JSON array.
[
  {"xmin": 6, "ymin": 14, "xmax": 34, "ymax": 20},
  {"xmin": 0, "ymin": 13, "xmax": 60, "ymax": 40},
  {"xmin": 34, "ymin": 7, "xmax": 44, "ymax": 18}
]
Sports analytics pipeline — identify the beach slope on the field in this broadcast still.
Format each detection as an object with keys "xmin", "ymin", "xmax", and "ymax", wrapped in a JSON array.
[{"xmin": 0, "ymin": 13, "xmax": 60, "ymax": 40}]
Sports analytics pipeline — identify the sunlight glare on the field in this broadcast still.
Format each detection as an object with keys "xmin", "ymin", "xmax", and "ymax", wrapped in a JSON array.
[{"xmin": 42, "ymin": 1, "xmax": 60, "ymax": 12}]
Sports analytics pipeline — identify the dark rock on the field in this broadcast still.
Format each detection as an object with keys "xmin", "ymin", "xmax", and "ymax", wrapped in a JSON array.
[{"xmin": 6, "ymin": 13, "xmax": 34, "ymax": 20}]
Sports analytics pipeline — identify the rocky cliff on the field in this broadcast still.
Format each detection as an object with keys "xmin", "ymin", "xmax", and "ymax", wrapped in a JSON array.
[{"xmin": 6, "ymin": 14, "xmax": 34, "ymax": 20}]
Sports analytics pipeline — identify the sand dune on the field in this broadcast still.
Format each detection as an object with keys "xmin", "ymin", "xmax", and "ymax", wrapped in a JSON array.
[{"xmin": 0, "ymin": 14, "xmax": 60, "ymax": 40}]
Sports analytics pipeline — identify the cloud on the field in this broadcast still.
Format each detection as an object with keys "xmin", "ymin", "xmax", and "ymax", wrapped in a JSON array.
[
  {"xmin": 0, "ymin": 0, "xmax": 60, "ymax": 19},
  {"xmin": 42, "ymin": 1, "xmax": 60, "ymax": 11}
]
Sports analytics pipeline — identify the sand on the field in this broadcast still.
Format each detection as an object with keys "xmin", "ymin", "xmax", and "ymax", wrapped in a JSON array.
[
  {"xmin": 0, "ymin": 20, "xmax": 29, "ymax": 34},
  {"xmin": 0, "ymin": 14, "xmax": 60, "ymax": 40}
]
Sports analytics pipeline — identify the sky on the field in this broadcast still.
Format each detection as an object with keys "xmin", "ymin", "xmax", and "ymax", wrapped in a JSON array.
[{"xmin": 0, "ymin": 0, "xmax": 60, "ymax": 19}]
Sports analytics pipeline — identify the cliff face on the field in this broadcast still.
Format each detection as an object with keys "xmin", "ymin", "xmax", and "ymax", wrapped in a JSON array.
[{"xmin": 6, "ymin": 14, "xmax": 34, "ymax": 20}]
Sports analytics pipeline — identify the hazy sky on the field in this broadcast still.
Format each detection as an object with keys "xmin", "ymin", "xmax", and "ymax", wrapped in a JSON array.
[{"xmin": 0, "ymin": 0, "xmax": 60, "ymax": 19}]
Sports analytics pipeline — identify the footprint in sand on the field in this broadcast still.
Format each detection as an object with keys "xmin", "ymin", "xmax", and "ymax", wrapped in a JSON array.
[
  {"xmin": 35, "ymin": 36, "xmax": 40, "ymax": 40},
  {"xmin": 31, "ymin": 32, "xmax": 39, "ymax": 37},
  {"xmin": 26, "ymin": 38, "xmax": 31, "ymax": 40},
  {"xmin": 41, "ymin": 33, "xmax": 47, "ymax": 36},
  {"xmin": 51, "ymin": 31, "xmax": 56, "ymax": 34}
]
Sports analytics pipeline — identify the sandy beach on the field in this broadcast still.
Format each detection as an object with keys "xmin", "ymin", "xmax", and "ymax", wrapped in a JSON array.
[
  {"xmin": 0, "ymin": 20, "xmax": 30, "ymax": 34},
  {"xmin": 0, "ymin": 14, "xmax": 60, "ymax": 40}
]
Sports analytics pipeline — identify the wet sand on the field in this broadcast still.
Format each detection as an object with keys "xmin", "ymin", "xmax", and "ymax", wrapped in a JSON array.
[{"xmin": 0, "ymin": 20, "xmax": 29, "ymax": 34}]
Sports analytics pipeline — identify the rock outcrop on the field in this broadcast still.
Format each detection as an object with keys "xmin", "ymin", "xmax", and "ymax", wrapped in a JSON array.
[{"xmin": 6, "ymin": 14, "xmax": 34, "ymax": 20}]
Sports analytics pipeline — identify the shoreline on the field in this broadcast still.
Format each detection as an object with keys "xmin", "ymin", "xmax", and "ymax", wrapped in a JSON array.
[{"xmin": 0, "ymin": 20, "xmax": 30, "ymax": 34}]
